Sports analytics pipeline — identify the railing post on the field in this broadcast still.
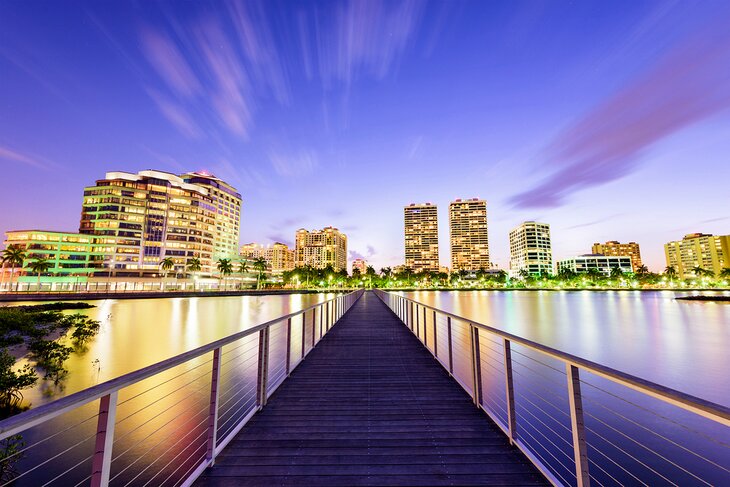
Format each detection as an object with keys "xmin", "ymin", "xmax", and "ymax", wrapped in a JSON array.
[
  {"xmin": 301, "ymin": 313, "xmax": 306, "ymax": 359},
  {"xmin": 206, "ymin": 347, "xmax": 221, "ymax": 464},
  {"xmin": 432, "ymin": 310, "xmax": 438, "ymax": 357},
  {"xmin": 311, "ymin": 308, "xmax": 316, "ymax": 347},
  {"xmin": 410, "ymin": 301, "xmax": 414, "ymax": 330},
  {"xmin": 90, "ymin": 391, "xmax": 118, "ymax": 487},
  {"xmin": 256, "ymin": 327, "xmax": 270, "ymax": 407},
  {"xmin": 503, "ymin": 339, "xmax": 517, "ymax": 444},
  {"xmin": 470, "ymin": 324, "xmax": 482, "ymax": 407},
  {"xmin": 567, "ymin": 364, "xmax": 590, "ymax": 487},
  {"xmin": 447, "ymin": 316, "xmax": 453, "ymax": 373},
  {"xmin": 285, "ymin": 318, "xmax": 292, "ymax": 376}
]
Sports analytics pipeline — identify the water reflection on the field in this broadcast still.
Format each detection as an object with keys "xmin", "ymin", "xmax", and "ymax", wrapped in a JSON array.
[{"xmin": 403, "ymin": 290, "xmax": 730, "ymax": 406}]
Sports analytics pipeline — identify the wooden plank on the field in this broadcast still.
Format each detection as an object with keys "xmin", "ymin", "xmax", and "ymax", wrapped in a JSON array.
[{"xmin": 195, "ymin": 292, "xmax": 547, "ymax": 486}]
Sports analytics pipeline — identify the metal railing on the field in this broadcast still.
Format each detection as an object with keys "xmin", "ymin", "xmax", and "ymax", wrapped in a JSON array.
[
  {"xmin": 374, "ymin": 290, "xmax": 730, "ymax": 487},
  {"xmin": 0, "ymin": 289, "xmax": 364, "ymax": 486}
]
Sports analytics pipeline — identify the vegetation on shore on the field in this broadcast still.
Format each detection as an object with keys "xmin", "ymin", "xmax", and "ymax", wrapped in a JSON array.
[{"xmin": 0, "ymin": 307, "xmax": 101, "ymax": 418}]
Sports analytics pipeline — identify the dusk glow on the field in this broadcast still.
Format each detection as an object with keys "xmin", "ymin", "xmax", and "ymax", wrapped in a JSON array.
[{"xmin": 2, "ymin": 1, "xmax": 730, "ymax": 270}]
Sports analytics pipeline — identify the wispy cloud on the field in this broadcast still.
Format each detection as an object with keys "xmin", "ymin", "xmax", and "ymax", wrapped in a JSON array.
[
  {"xmin": 269, "ymin": 149, "xmax": 319, "ymax": 177},
  {"xmin": 146, "ymin": 89, "xmax": 201, "ymax": 138},
  {"xmin": 510, "ymin": 20, "xmax": 730, "ymax": 209},
  {"xmin": 0, "ymin": 145, "xmax": 54, "ymax": 169},
  {"xmin": 307, "ymin": 0, "xmax": 425, "ymax": 88},
  {"xmin": 140, "ymin": 26, "xmax": 201, "ymax": 97},
  {"xmin": 407, "ymin": 135, "xmax": 424, "ymax": 159}
]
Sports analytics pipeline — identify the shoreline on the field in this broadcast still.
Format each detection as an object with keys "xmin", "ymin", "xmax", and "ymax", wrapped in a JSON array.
[
  {"xmin": 0, "ymin": 287, "xmax": 728, "ymax": 302},
  {"xmin": 0, "ymin": 289, "xmax": 350, "ymax": 303}
]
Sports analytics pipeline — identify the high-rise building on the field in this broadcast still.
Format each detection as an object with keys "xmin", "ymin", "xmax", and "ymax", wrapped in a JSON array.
[
  {"xmin": 509, "ymin": 221, "xmax": 553, "ymax": 277},
  {"xmin": 182, "ymin": 172, "xmax": 242, "ymax": 260},
  {"xmin": 664, "ymin": 233, "xmax": 730, "ymax": 279},
  {"xmin": 557, "ymin": 254, "xmax": 633, "ymax": 276},
  {"xmin": 404, "ymin": 203, "xmax": 439, "ymax": 272},
  {"xmin": 352, "ymin": 258, "xmax": 367, "ymax": 275},
  {"xmin": 240, "ymin": 242, "xmax": 295, "ymax": 274},
  {"xmin": 79, "ymin": 170, "xmax": 221, "ymax": 276},
  {"xmin": 295, "ymin": 227, "xmax": 348, "ymax": 271},
  {"xmin": 592, "ymin": 241, "xmax": 642, "ymax": 271},
  {"xmin": 269, "ymin": 242, "xmax": 294, "ymax": 274},
  {"xmin": 449, "ymin": 198, "xmax": 489, "ymax": 272}
]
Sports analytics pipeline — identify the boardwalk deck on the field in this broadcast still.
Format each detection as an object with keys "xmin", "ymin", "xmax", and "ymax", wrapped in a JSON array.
[{"xmin": 196, "ymin": 291, "xmax": 548, "ymax": 486}]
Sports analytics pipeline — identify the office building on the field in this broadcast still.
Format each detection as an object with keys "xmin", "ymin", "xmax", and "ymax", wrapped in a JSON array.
[
  {"xmin": 592, "ymin": 241, "xmax": 642, "ymax": 271},
  {"xmin": 509, "ymin": 221, "xmax": 553, "ymax": 277},
  {"xmin": 664, "ymin": 233, "xmax": 730, "ymax": 279},
  {"xmin": 2, "ymin": 230, "xmax": 103, "ymax": 278},
  {"xmin": 352, "ymin": 258, "xmax": 367, "ymax": 275},
  {"xmin": 79, "ymin": 170, "xmax": 219, "ymax": 276},
  {"xmin": 449, "ymin": 198, "xmax": 489, "ymax": 272},
  {"xmin": 404, "ymin": 203, "xmax": 439, "ymax": 272},
  {"xmin": 557, "ymin": 254, "xmax": 633, "ymax": 276},
  {"xmin": 182, "ymin": 172, "xmax": 242, "ymax": 260},
  {"xmin": 295, "ymin": 227, "xmax": 348, "ymax": 271}
]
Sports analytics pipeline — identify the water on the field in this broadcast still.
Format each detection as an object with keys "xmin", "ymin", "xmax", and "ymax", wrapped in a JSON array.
[
  {"xmin": 401, "ymin": 290, "xmax": 730, "ymax": 406},
  {"xmin": 4, "ymin": 290, "xmax": 729, "ymax": 486},
  {"xmin": 13, "ymin": 293, "xmax": 334, "ymax": 407}
]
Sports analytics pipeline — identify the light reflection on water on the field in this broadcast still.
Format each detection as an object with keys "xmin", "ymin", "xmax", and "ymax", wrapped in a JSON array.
[
  {"xmin": 14, "ymin": 293, "xmax": 332, "ymax": 409},
  {"xmin": 403, "ymin": 290, "xmax": 730, "ymax": 405}
]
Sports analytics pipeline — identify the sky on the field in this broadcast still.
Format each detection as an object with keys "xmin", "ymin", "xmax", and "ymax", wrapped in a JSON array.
[{"xmin": 1, "ymin": 0, "xmax": 729, "ymax": 272}]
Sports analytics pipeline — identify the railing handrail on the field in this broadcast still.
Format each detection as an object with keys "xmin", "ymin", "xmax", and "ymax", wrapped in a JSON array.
[
  {"xmin": 0, "ymin": 290, "xmax": 361, "ymax": 440},
  {"xmin": 381, "ymin": 290, "xmax": 730, "ymax": 425}
]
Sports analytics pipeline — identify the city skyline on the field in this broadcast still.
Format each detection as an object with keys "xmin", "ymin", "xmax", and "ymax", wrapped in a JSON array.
[{"xmin": 2, "ymin": 1, "xmax": 730, "ymax": 271}]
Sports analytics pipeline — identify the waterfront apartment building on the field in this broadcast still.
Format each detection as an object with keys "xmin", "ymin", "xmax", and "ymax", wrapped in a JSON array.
[
  {"xmin": 404, "ymin": 203, "xmax": 440, "ymax": 272},
  {"xmin": 664, "ymin": 233, "xmax": 730, "ymax": 279},
  {"xmin": 509, "ymin": 221, "xmax": 553, "ymax": 277},
  {"xmin": 295, "ymin": 227, "xmax": 348, "ymax": 271},
  {"xmin": 2, "ymin": 230, "xmax": 103, "ymax": 278},
  {"xmin": 352, "ymin": 258, "xmax": 367, "ymax": 275},
  {"xmin": 79, "ymin": 170, "xmax": 220, "ymax": 277},
  {"xmin": 592, "ymin": 241, "xmax": 642, "ymax": 271},
  {"xmin": 240, "ymin": 242, "xmax": 294, "ymax": 274},
  {"xmin": 182, "ymin": 172, "xmax": 242, "ymax": 260},
  {"xmin": 449, "ymin": 198, "xmax": 490, "ymax": 272},
  {"xmin": 557, "ymin": 254, "xmax": 633, "ymax": 276}
]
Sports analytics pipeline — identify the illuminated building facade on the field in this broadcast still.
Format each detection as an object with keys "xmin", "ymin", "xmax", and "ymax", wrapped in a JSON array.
[
  {"xmin": 557, "ymin": 254, "xmax": 632, "ymax": 276},
  {"xmin": 79, "ymin": 170, "xmax": 217, "ymax": 276},
  {"xmin": 295, "ymin": 227, "xmax": 348, "ymax": 271},
  {"xmin": 182, "ymin": 172, "xmax": 241, "ymax": 260},
  {"xmin": 240, "ymin": 242, "xmax": 295, "ymax": 274},
  {"xmin": 664, "ymin": 233, "xmax": 730, "ymax": 279},
  {"xmin": 404, "ymin": 203, "xmax": 440, "ymax": 272},
  {"xmin": 509, "ymin": 221, "xmax": 553, "ymax": 277},
  {"xmin": 352, "ymin": 258, "xmax": 367, "ymax": 275},
  {"xmin": 449, "ymin": 198, "xmax": 490, "ymax": 272},
  {"xmin": 592, "ymin": 241, "xmax": 643, "ymax": 271},
  {"xmin": 2, "ymin": 230, "xmax": 102, "ymax": 277}
]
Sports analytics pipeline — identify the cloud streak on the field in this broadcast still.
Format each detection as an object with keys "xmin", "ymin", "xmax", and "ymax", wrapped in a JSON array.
[
  {"xmin": 510, "ymin": 21, "xmax": 730, "ymax": 209},
  {"xmin": 0, "ymin": 145, "xmax": 53, "ymax": 169}
]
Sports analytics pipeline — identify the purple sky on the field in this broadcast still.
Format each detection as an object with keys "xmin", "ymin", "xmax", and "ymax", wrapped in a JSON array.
[{"xmin": 1, "ymin": 1, "xmax": 729, "ymax": 272}]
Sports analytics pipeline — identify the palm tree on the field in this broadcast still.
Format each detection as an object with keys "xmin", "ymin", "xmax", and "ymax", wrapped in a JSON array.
[
  {"xmin": 187, "ymin": 257, "xmax": 202, "ymax": 291},
  {"xmin": 237, "ymin": 261, "xmax": 249, "ymax": 290},
  {"xmin": 28, "ymin": 258, "xmax": 53, "ymax": 290},
  {"xmin": 720, "ymin": 268, "xmax": 730, "ymax": 280},
  {"xmin": 610, "ymin": 266, "xmax": 624, "ymax": 279},
  {"xmin": 217, "ymin": 258, "xmax": 233, "ymax": 290},
  {"xmin": 692, "ymin": 266, "xmax": 709, "ymax": 279},
  {"xmin": 2, "ymin": 246, "xmax": 26, "ymax": 292},
  {"xmin": 664, "ymin": 266, "xmax": 677, "ymax": 280},
  {"xmin": 252, "ymin": 257, "xmax": 267, "ymax": 290},
  {"xmin": 160, "ymin": 257, "xmax": 175, "ymax": 290}
]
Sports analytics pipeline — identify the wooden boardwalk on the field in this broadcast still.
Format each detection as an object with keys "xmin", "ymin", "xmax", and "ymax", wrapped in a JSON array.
[{"xmin": 196, "ymin": 291, "xmax": 547, "ymax": 486}]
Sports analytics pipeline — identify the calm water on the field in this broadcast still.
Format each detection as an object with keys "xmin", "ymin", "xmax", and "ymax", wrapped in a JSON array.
[
  {"xmin": 5, "ymin": 290, "xmax": 729, "ymax": 486},
  {"xmin": 15, "ymin": 293, "xmax": 333, "ymax": 407},
  {"xmin": 402, "ymin": 290, "xmax": 730, "ymax": 406}
]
